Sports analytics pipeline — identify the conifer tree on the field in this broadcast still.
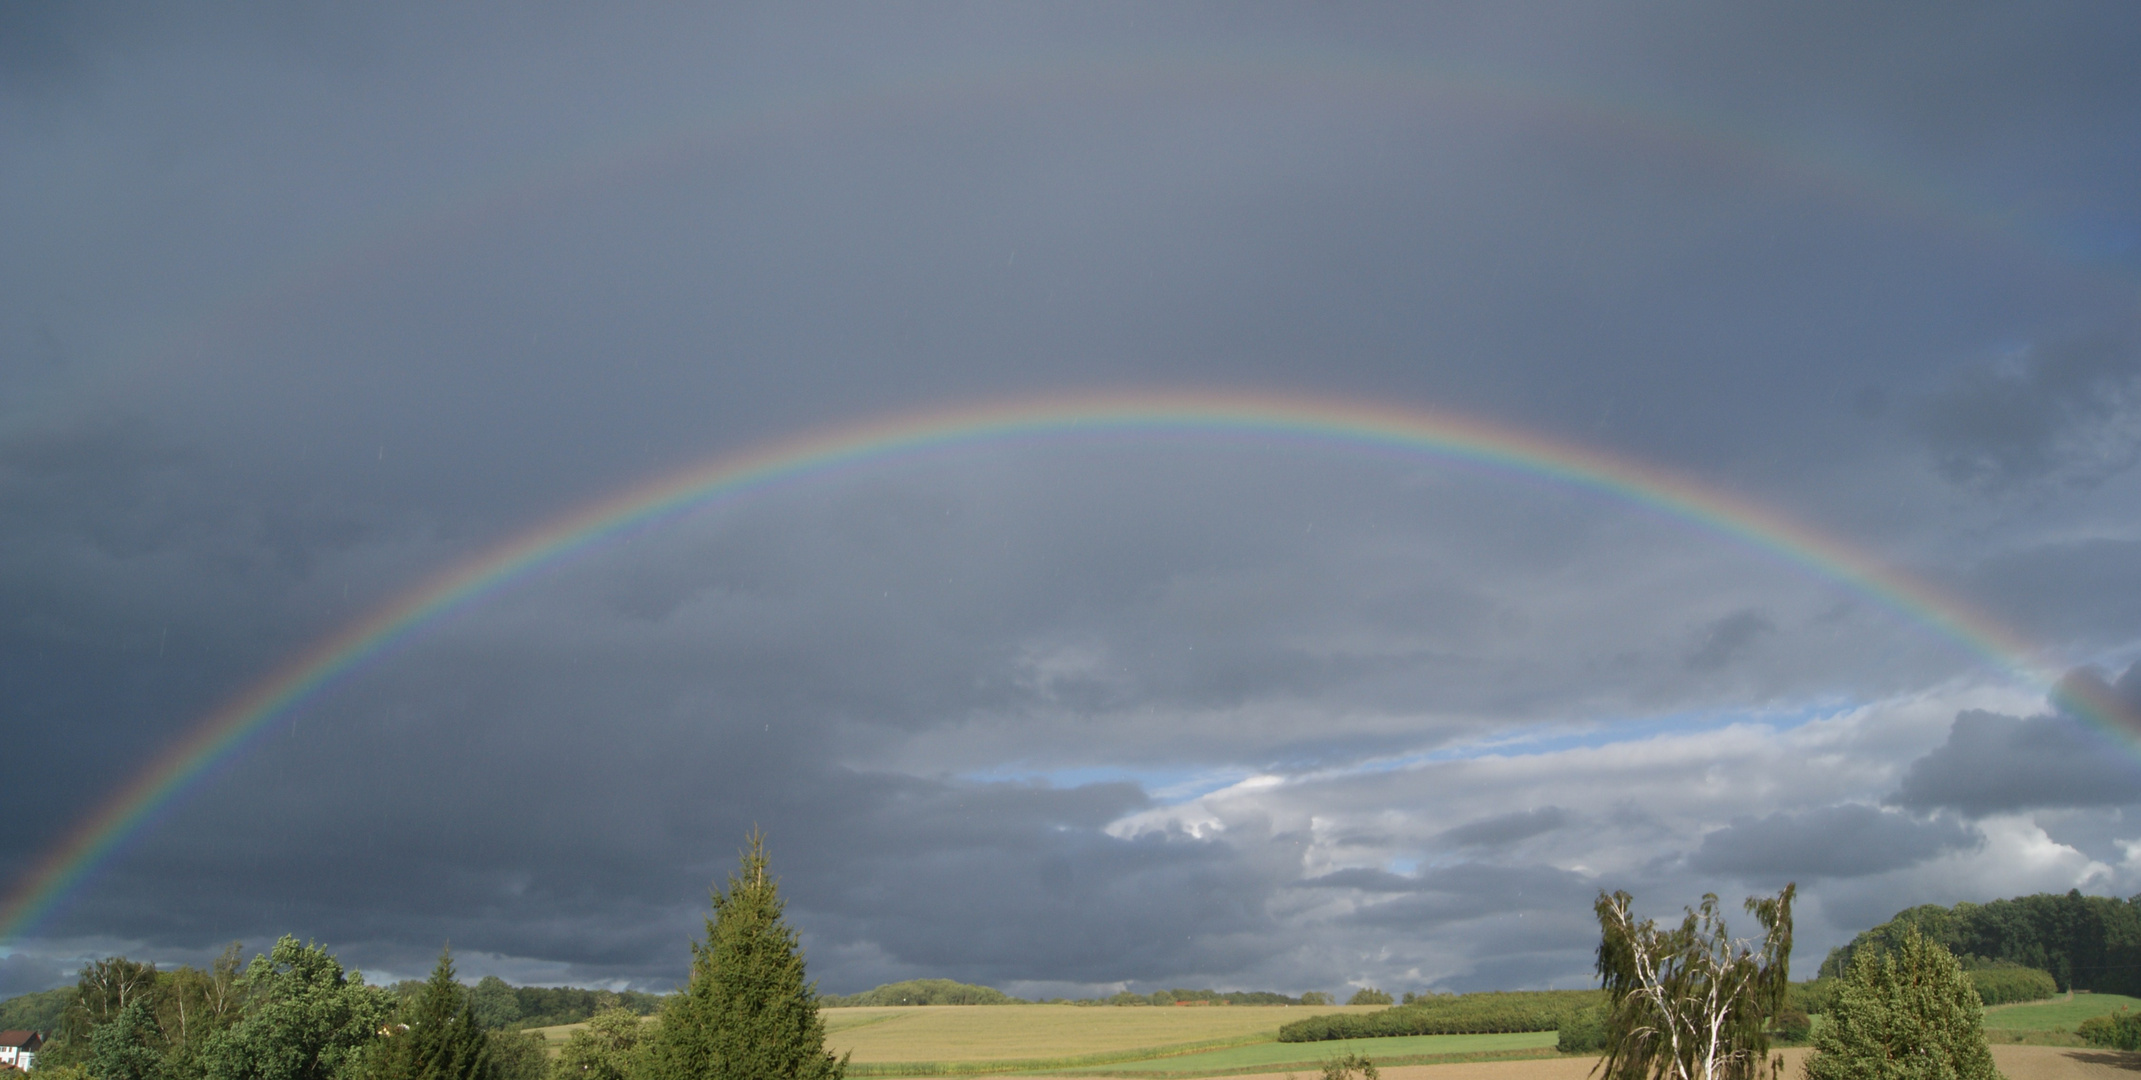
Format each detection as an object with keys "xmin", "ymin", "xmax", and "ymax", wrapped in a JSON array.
[
  {"xmin": 367, "ymin": 949, "xmax": 495, "ymax": 1080},
  {"xmin": 646, "ymin": 830, "xmax": 845, "ymax": 1080},
  {"xmin": 1804, "ymin": 925, "xmax": 1997, "ymax": 1080}
]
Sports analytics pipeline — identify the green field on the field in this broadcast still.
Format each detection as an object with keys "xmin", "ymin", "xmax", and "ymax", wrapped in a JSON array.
[
  {"xmin": 1983, "ymin": 994, "xmax": 2141, "ymax": 1031},
  {"xmin": 1053, "ymin": 1030, "xmax": 1561, "ymax": 1076}
]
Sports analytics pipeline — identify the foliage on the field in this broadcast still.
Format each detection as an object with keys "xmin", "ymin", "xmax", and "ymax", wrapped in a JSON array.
[
  {"xmin": 504, "ymin": 989, "xmax": 661, "ymax": 1031},
  {"xmin": 90, "ymin": 999, "xmax": 169, "ymax": 1080},
  {"xmin": 2078, "ymin": 1009, "xmax": 2141, "ymax": 1050},
  {"xmin": 551, "ymin": 1007, "xmax": 646, "ymax": 1080},
  {"xmin": 1592, "ymin": 885, "xmax": 1794, "ymax": 1080},
  {"xmin": 1298, "ymin": 993, "xmax": 1333, "ymax": 1006},
  {"xmin": 1279, "ymin": 989, "xmax": 1603, "ymax": 1042},
  {"xmin": 1962, "ymin": 964, "xmax": 2058, "ymax": 1006},
  {"xmin": 1558, "ymin": 1006, "xmax": 1608, "ymax": 1054},
  {"xmin": 818, "ymin": 981, "xmax": 1017, "ymax": 1008},
  {"xmin": 202, "ymin": 937, "xmax": 391, "ymax": 1080},
  {"xmin": 1803, "ymin": 925, "xmax": 1996, "ymax": 1080},
  {"xmin": 1, "ymin": 987, "xmax": 77, "ymax": 1034},
  {"xmin": 481, "ymin": 1033, "xmax": 543, "ymax": 1080},
  {"xmin": 466, "ymin": 982, "xmax": 519, "ymax": 1033},
  {"xmin": 1822, "ymin": 890, "xmax": 2141, "ymax": 995},
  {"xmin": 643, "ymin": 830, "xmax": 844, "ymax": 1080},
  {"xmin": 364, "ymin": 949, "xmax": 494, "ymax": 1080},
  {"xmin": 1348, "ymin": 989, "xmax": 1394, "ymax": 1006},
  {"xmin": 1319, "ymin": 1052, "xmax": 1380, "ymax": 1079},
  {"xmin": 1788, "ymin": 979, "xmax": 1839, "ymax": 1017}
]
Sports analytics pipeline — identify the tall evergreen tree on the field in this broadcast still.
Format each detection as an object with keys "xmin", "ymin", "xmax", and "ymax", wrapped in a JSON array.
[
  {"xmin": 1804, "ymin": 925, "xmax": 1997, "ymax": 1080},
  {"xmin": 646, "ymin": 831, "xmax": 845, "ymax": 1080},
  {"xmin": 367, "ymin": 949, "xmax": 495, "ymax": 1080}
]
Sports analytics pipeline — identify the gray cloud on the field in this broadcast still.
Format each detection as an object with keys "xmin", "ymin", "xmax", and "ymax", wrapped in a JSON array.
[
  {"xmin": 1920, "ymin": 337, "xmax": 2141, "ymax": 491},
  {"xmin": 1435, "ymin": 807, "xmax": 1574, "ymax": 849},
  {"xmin": 6, "ymin": 3, "xmax": 2141, "ymax": 998},
  {"xmin": 1685, "ymin": 610, "xmax": 1776, "ymax": 672},
  {"xmin": 1890, "ymin": 668, "xmax": 2141, "ymax": 816},
  {"xmin": 1690, "ymin": 804, "xmax": 1977, "ymax": 881}
]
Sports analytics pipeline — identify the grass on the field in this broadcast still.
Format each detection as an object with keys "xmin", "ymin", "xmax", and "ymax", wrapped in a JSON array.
[
  {"xmin": 1048, "ymin": 1029, "xmax": 1562, "ymax": 1076},
  {"xmin": 1983, "ymin": 994, "xmax": 2141, "ymax": 1032},
  {"xmin": 825, "ymin": 1004, "xmax": 1382, "ymax": 1066}
]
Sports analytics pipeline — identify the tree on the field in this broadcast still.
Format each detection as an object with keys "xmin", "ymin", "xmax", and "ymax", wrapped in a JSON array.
[
  {"xmin": 365, "ymin": 949, "xmax": 495, "ymax": 1080},
  {"xmin": 466, "ymin": 980, "xmax": 520, "ymax": 1033},
  {"xmin": 203, "ymin": 937, "xmax": 391, "ymax": 1080},
  {"xmin": 644, "ymin": 830, "xmax": 845, "ymax": 1080},
  {"xmin": 552, "ymin": 1007, "xmax": 645, "ymax": 1080},
  {"xmin": 1592, "ymin": 885, "xmax": 1794, "ymax": 1080},
  {"xmin": 89, "ymin": 999, "xmax": 167, "ymax": 1080},
  {"xmin": 1803, "ymin": 925, "xmax": 1997, "ymax": 1080},
  {"xmin": 1348, "ymin": 988, "xmax": 1394, "ymax": 1006}
]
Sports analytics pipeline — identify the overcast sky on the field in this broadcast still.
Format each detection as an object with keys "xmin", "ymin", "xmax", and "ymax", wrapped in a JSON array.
[{"xmin": 6, "ymin": 2, "xmax": 2141, "ymax": 999}]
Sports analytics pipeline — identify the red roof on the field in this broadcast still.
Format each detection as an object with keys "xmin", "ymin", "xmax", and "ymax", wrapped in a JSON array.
[{"xmin": 0, "ymin": 1032, "xmax": 41, "ymax": 1050}]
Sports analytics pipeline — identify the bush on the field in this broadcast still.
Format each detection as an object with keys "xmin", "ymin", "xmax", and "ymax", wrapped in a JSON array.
[
  {"xmin": 1767, "ymin": 1006, "xmax": 1812, "ymax": 1044},
  {"xmin": 2079, "ymin": 1010, "xmax": 2141, "ymax": 1050},
  {"xmin": 1348, "ymin": 989, "xmax": 1394, "ymax": 1006},
  {"xmin": 1964, "ymin": 965, "xmax": 2058, "ymax": 1006},
  {"xmin": 1788, "ymin": 979, "xmax": 1839, "ymax": 1017},
  {"xmin": 1556, "ymin": 1008, "xmax": 1606, "ymax": 1054},
  {"xmin": 1280, "ymin": 989, "xmax": 1603, "ymax": 1042},
  {"xmin": 1319, "ymin": 1053, "xmax": 1380, "ymax": 1079},
  {"xmin": 819, "ymin": 980, "xmax": 1017, "ymax": 1008}
]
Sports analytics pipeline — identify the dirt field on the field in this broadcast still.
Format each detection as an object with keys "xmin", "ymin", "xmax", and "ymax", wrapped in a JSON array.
[{"xmin": 824, "ymin": 1003, "xmax": 1380, "ymax": 1064}]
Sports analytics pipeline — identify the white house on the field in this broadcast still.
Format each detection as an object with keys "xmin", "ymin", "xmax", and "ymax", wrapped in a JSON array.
[{"xmin": 0, "ymin": 1030, "xmax": 41, "ymax": 1071}]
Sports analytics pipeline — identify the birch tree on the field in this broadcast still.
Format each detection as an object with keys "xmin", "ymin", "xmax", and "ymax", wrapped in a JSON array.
[{"xmin": 1592, "ymin": 885, "xmax": 1794, "ymax": 1080}]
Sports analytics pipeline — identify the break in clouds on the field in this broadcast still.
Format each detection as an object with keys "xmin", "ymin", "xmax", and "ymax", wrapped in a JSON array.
[{"xmin": 5, "ymin": 3, "xmax": 2141, "ymax": 998}]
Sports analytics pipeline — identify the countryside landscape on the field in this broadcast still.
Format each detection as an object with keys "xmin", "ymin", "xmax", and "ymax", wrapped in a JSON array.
[{"xmin": 7, "ymin": 6, "xmax": 2141, "ymax": 1080}]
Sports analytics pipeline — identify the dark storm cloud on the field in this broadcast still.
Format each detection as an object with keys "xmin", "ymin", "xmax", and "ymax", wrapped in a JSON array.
[
  {"xmin": 1689, "ymin": 805, "xmax": 1977, "ymax": 881},
  {"xmin": 8, "ymin": 2, "xmax": 2141, "ymax": 998},
  {"xmin": 1891, "ymin": 666, "xmax": 2141, "ymax": 815},
  {"xmin": 1919, "ymin": 337, "xmax": 2141, "ymax": 491}
]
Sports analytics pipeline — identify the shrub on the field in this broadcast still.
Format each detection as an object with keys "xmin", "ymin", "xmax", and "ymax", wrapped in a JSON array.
[
  {"xmin": 1279, "ymin": 989, "xmax": 1603, "ymax": 1042},
  {"xmin": 2079, "ymin": 1009, "xmax": 2141, "ymax": 1050},
  {"xmin": 1964, "ymin": 965, "xmax": 2058, "ymax": 1006},
  {"xmin": 1319, "ymin": 1052, "xmax": 1380, "ymax": 1079},
  {"xmin": 1556, "ymin": 1007, "xmax": 1607, "ymax": 1054}
]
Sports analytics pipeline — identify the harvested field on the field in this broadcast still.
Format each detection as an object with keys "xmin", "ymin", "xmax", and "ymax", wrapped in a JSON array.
[{"xmin": 826, "ymin": 1003, "xmax": 1380, "ymax": 1067}]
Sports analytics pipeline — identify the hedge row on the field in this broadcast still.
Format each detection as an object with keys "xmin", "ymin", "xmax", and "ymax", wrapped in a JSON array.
[
  {"xmin": 1965, "ymin": 965, "xmax": 2059, "ymax": 1006},
  {"xmin": 1277, "ymin": 989, "xmax": 1605, "ymax": 1042}
]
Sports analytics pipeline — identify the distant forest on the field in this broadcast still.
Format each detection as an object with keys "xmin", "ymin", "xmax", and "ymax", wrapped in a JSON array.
[
  {"xmin": 0, "ymin": 971, "xmax": 662, "ymax": 1037},
  {"xmin": 1822, "ymin": 889, "xmax": 2141, "ymax": 994}
]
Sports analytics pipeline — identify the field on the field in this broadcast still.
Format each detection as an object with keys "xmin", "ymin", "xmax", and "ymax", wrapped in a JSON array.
[
  {"xmin": 825, "ymin": 1004, "xmax": 1382, "ymax": 1072},
  {"xmin": 1984, "ymin": 994, "xmax": 2141, "ymax": 1032},
  {"xmin": 523, "ymin": 991, "xmax": 2141, "ymax": 1078}
]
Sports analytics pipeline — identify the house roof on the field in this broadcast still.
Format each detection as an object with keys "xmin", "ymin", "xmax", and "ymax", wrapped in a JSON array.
[{"xmin": 0, "ymin": 1032, "xmax": 41, "ymax": 1049}]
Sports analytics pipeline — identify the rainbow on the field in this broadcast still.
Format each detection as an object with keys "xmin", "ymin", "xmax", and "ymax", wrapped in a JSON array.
[{"xmin": 0, "ymin": 391, "xmax": 2099, "ymax": 944}]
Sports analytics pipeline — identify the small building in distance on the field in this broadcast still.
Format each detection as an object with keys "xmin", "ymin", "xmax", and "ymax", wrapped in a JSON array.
[{"xmin": 0, "ymin": 1030, "xmax": 42, "ymax": 1071}]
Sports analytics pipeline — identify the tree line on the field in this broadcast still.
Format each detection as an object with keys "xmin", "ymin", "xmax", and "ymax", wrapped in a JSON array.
[
  {"xmin": 11, "ymin": 832, "xmax": 843, "ymax": 1080},
  {"xmin": 1820, "ymin": 889, "xmax": 2141, "ymax": 994}
]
